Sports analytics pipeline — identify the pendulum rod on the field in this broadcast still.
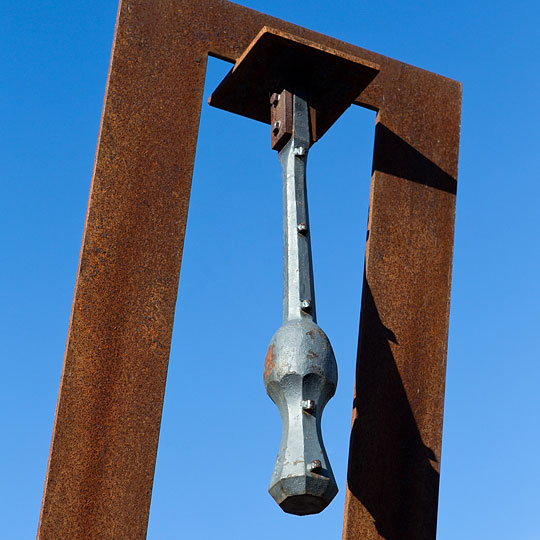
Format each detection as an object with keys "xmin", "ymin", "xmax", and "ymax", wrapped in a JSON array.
[
  {"xmin": 279, "ymin": 91, "xmax": 317, "ymax": 323},
  {"xmin": 264, "ymin": 88, "xmax": 338, "ymax": 516}
]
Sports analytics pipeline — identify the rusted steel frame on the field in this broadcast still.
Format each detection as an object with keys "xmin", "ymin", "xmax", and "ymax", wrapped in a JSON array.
[{"xmin": 37, "ymin": 1, "xmax": 461, "ymax": 539}]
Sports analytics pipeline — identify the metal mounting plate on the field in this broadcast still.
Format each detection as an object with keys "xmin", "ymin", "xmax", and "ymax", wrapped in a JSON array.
[{"xmin": 209, "ymin": 27, "xmax": 379, "ymax": 143}]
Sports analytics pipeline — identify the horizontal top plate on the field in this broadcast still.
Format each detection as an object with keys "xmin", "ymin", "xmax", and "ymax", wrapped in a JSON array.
[{"xmin": 209, "ymin": 27, "xmax": 380, "ymax": 142}]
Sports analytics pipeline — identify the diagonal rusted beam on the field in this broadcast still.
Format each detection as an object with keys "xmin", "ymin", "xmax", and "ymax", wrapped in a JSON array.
[{"xmin": 37, "ymin": 1, "xmax": 461, "ymax": 539}]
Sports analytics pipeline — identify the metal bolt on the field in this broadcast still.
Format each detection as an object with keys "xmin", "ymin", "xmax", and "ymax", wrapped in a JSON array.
[
  {"xmin": 294, "ymin": 146, "xmax": 306, "ymax": 156},
  {"xmin": 297, "ymin": 222, "xmax": 308, "ymax": 234},
  {"xmin": 270, "ymin": 92, "xmax": 280, "ymax": 106},
  {"xmin": 301, "ymin": 299, "xmax": 312, "ymax": 312},
  {"xmin": 307, "ymin": 460, "xmax": 322, "ymax": 473},
  {"xmin": 302, "ymin": 399, "xmax": 315, "ymax": 412},
  {"xmin": 272, "ymin": 120, "xmax": 281, "ymax": 135}
]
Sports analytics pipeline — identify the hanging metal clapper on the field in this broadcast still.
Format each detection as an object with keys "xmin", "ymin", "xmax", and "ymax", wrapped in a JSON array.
[{"xmin": 209, "ymin": 27, "xmax": 379, "ymax": 516}]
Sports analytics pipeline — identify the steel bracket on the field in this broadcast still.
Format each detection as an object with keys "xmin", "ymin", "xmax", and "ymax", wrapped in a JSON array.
[{"xmin": 270, "ymin": 89, "xmax": 292, "ymax": 151}]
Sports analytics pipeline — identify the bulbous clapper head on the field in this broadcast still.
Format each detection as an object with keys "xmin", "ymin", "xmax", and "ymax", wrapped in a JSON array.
[{"xmin": 264, "ymin": 318, "xmax": 338, "ymax": 515}]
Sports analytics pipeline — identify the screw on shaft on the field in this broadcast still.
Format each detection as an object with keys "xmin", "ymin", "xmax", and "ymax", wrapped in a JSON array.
[
  {"xmin": 302, "ymin": 399, "xmax": 315, "ymax": 412},
  {"xmin": 270, "ymin": 92, "xmax": 281, "ymax": 106},
  {"xmin": 297, "ymin": 222, "xmax": 309, "ymax": 234}
]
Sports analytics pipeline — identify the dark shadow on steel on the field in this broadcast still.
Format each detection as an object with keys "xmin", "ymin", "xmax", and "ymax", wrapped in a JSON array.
[
  {"xmin": 345, "ymin": 125, "xmax": 460, "ymax": 537},
  {"xmin": 348, "ymin": 279, "xmax": 440, "ymax": 539},
  {"xmin": 373, "ymin": 124, "xmax": 457, "ymax": 195}
]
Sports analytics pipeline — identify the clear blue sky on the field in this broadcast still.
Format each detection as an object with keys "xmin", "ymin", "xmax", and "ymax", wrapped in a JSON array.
[{"xmin": 2, "ymin": 1, "xmax": 539, "ymax": 538}]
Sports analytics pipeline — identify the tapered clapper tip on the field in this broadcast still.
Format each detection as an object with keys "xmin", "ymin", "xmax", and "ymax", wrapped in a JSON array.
[{"xmin": 270, "ymin": 476, "xmax": 338, "ymax": 516}]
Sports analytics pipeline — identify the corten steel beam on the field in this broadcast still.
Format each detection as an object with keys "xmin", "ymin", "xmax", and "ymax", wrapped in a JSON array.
[{"xmin": 37, "ymin": 1, "xmax": 461, "ymax": 539}]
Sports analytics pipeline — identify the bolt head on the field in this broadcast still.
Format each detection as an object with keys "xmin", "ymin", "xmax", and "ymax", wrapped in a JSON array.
[
  {"xmin": 302, "ymin": 399, "xmax": 315, "ymax": 412},
  {"xmin": 272, "ymin": 120, "xmax": 281, "ymax": 135},
  {"xmin": 307, "ymin": 460, "xmax": 322, "ymax": 473},
  {"xmin": 294, "ymin": 146, "xmax": 306, "ymax": 156},
  {"xmin": 297, "ymin": 222, "xmax": 309, "ymax": 234},
  {"xmin": 270, "ymin": 92, "xmax": 280, "ymax": 106},
  {"xmin": 301, "ymin": 299, "xmax": 312, "ymax": 312}
]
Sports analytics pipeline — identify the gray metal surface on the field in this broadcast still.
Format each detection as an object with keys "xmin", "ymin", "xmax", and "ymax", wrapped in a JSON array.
[{"xmin": 263, "ymin": 92, "xmax": 338, "ymax": 515}]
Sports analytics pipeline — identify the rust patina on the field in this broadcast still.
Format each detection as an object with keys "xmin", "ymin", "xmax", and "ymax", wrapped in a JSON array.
[{"xmin": 37, "ymin": 1, "xmax": 461, "ymax": 539}]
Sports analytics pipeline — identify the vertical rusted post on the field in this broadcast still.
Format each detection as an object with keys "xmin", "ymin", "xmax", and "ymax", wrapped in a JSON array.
[
  {"xmin": 37, "ymin": 2, "xmax": 208, "ymax": 538},
  {"xmin": 343, "ymin": 81, "xmax": 461, "ymax": 540},
  {"xmin": 37, "ymin": 1, "xmax": 460, "ymax": 539}
]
